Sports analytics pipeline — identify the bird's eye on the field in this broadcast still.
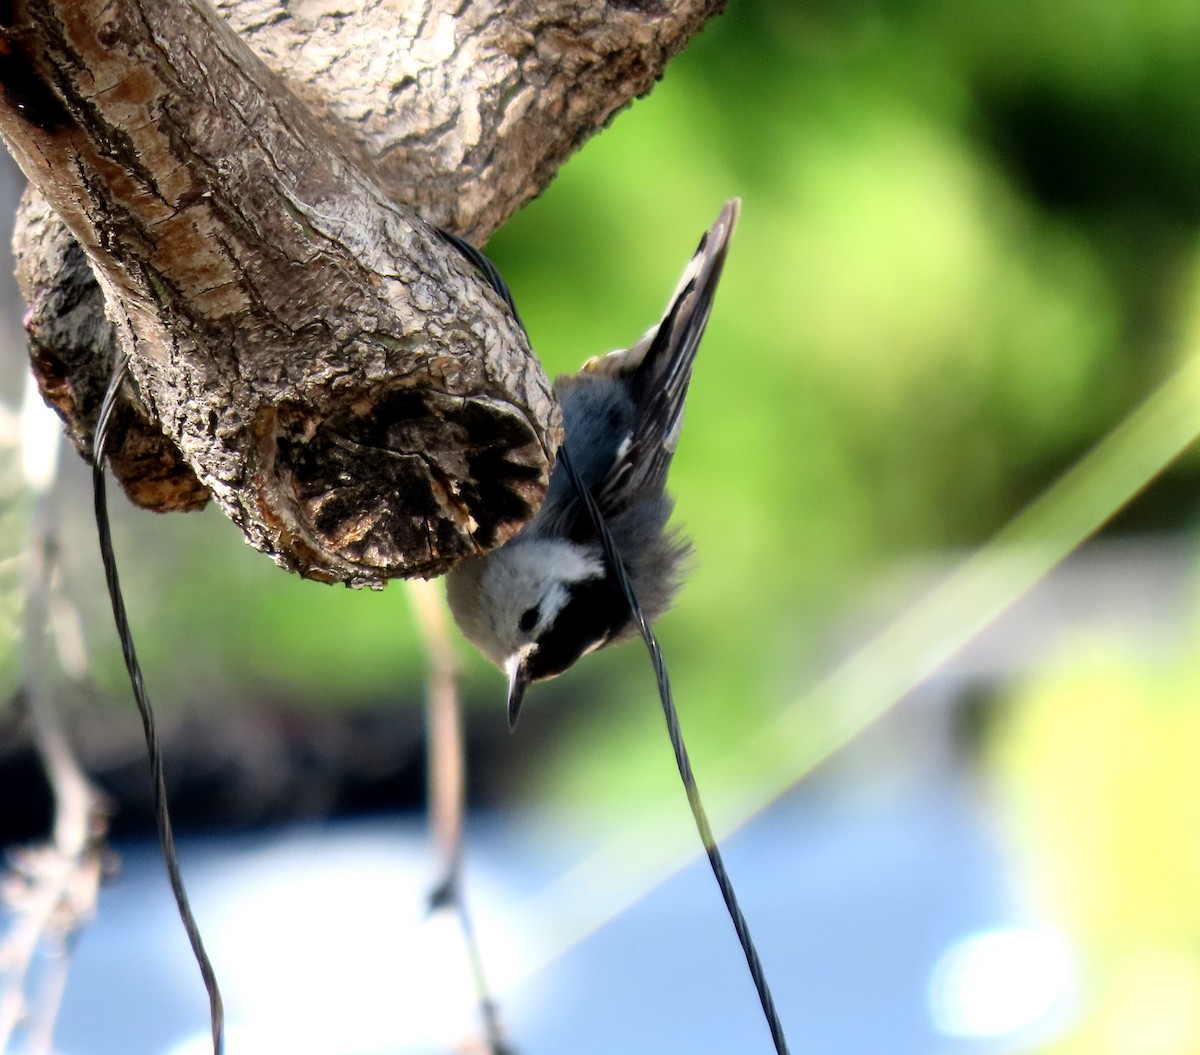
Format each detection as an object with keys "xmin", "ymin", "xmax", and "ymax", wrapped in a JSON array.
[{"xmin": 518, "ymin": 606, "xmax": 539, "ymax": 634}]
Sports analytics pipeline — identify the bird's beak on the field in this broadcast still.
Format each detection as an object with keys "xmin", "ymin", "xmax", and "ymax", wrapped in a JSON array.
[{"xmin": 505, "ymin": 654, "xmax": 531, "ymax": 731}]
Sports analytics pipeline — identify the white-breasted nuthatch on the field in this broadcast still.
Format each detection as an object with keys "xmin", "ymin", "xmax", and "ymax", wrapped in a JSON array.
[{"xmin": 446, "ymin": 200, "xmax": 740, "ymax": 728}]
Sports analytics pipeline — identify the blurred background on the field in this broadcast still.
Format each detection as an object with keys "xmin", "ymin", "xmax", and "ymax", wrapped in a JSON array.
[{"xmin": 5, "ymin": 0, "xmax": 1200, "ymax": 1052}]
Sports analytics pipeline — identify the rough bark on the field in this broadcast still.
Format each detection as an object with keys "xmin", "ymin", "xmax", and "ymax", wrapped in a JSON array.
[
  {"xmin": 16, "ymin": 187, "xmax": 212, "ymax": 512},
  {"xmin": 0, "ymin": 0, "xmax": 724, "ymax": 585},
  {"xmin": 213, "ymin": 0, "xmax": 723, "ymax": 242}
]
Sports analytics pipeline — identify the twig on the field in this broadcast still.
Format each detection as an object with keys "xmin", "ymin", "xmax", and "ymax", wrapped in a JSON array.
[
  {"xmin": 0, "ymin": 392, "xmax": 107, "ymax": 1054},
  {"xmin": 405, "ymin": 577, "xmax": 513, "ymax": 1055}
]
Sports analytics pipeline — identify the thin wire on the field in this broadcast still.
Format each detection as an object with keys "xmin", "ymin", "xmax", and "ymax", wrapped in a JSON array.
[
  {"xmin": 433, "ymin": 225, "xmax": 525, "ymax": 331},
  {"xmin": 92, "ymin": 359, "xmax": 226, "ymax": 1055},
  {"xmin": 558, "ymin": 447, "xmax": 792, "ymax": 1055}
]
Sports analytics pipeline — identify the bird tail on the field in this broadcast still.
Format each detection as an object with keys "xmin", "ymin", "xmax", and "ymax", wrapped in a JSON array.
[{"xmin": 582, "ymin": 199, "xmax": 740, "ymax": 387}]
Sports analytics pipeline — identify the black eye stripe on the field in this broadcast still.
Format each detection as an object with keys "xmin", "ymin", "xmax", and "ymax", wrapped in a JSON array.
[
  {"xmin": 518, "ymin": 606, "xmax": 539, "ymax": 633},
  {"xmin": 526, "ymin": 575, "xmax": 630, "ymax": 682}
]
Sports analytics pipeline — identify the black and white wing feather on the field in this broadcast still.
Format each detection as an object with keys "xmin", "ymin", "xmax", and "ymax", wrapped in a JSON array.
[{"xmin": 585, "ymin": 199, "xmax": 740, "ymax": 516}]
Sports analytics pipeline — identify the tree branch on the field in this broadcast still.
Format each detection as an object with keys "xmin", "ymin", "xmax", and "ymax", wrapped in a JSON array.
[
  {"xmin": 212, "ymin": 0, "xmax": 726, "ymax": 240},
  {"xmin": 1, "ymin": 0, "xmax": 559, "ymax": 584},
  {"xmin": 1, "ymin": 0, "xmax": 724, "ymax": 584}
]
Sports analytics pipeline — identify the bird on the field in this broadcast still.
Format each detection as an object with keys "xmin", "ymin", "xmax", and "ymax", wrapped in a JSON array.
[{"xmin": 444, "ymin": 200, "xmax": 740, "ymax": 728}]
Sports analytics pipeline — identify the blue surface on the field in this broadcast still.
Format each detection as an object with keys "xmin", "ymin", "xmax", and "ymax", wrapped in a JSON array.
[{"xmin": 3, "ymin": 775, "xmax": 1076, "ymax": 1055}]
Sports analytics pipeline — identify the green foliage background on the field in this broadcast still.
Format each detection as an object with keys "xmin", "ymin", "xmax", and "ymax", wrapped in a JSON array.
[
  {"xmin": 6, "ymin": 1, "xmax": 1200, "ymax": 1050},
  {"xmin": 483, "ymin": 0, "xmax": 1200, "ymax": 808}
]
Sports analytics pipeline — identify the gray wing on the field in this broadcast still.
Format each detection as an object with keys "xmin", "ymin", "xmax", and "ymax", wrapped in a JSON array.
[{"xmin": 586, "ymin": 199, "xmax": 740, "ymax": 516}]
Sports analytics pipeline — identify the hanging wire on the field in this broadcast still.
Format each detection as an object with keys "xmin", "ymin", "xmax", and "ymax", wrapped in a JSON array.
[
  {"xmin": 433, "ymin": 226, "xmax": 526, "ymax": 332},
  {"xmin": 435, "ymin": 221, "xmax": 790, "ymax": 1050},
  {"xmin": 559, "ymin": 446, "xmax": 792, "ymax": 1055},
  {"xmin": 92, "ymin": 359, "xmax": 226, "ymax": 1055}
]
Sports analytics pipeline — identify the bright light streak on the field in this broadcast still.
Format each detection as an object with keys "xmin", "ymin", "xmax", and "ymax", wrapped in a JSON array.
[
  {"xmin": 19, "ymin": 371, "xmax": 61, "ymax": 494},
  {"xmin": 928, "ymin": 927, "xmax": 1076, "ymax": 1039},
  {"xmin": 513, "ymin": 353, "xmax": 1200, "ymax": 979},
  {"xmin": 162, "ymin": 830, "xmax": 539, "ymax": 1055}
]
